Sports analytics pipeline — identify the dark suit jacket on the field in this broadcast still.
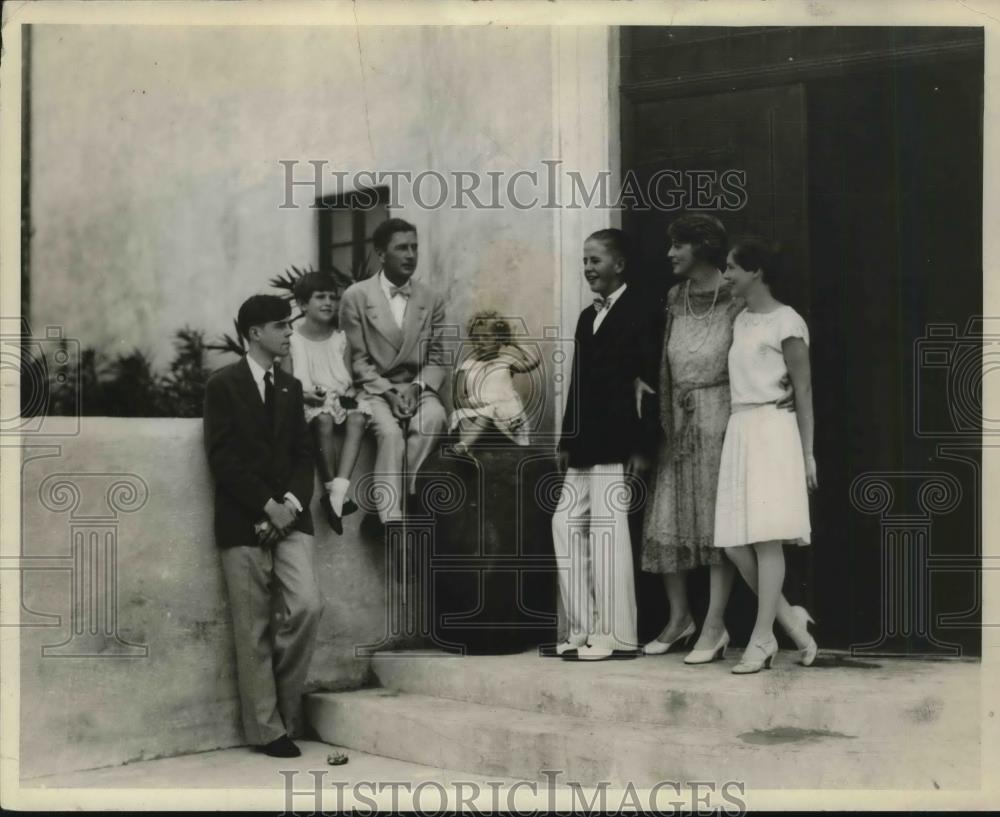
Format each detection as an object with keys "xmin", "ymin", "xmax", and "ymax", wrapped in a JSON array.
[
  {"xmin": 559, "ymin": 286, "xmax": 659, "ymax": 468},
  {"xmin": 203, "ymin": 357, "xmax": 315, "ymax": 548}
]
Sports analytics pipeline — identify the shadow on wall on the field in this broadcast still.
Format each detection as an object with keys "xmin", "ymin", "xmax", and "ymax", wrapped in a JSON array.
[
  {"xmin": 17, "ymin": 418, "xmax": 389, "ymax": 779},
  {"xmin": 17, "ymin": 417, "xmax": 562, "ymax": 779}
]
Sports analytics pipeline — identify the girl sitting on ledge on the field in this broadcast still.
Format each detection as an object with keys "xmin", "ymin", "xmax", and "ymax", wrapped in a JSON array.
[{"xmin": 283, "ymin": 271, "xmax": 372, "ymax": 534}]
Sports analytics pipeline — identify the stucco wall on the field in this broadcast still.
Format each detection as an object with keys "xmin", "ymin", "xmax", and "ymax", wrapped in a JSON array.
[
  {"xmin": 19, "ymin": 25, "xmax": 618, "ymax": 777},
  {"xmin": 28, "ymin": 25, "xmax": 559, "ymax": 392},
  {"xmin": 18, "ymin": 417, "xmax": 393, "ymax": 779}
]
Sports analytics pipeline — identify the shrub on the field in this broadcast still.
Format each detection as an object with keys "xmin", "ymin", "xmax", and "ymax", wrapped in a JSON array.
[{"xmin": 28, "ymin": 259, "xmax": 365, "ymax": 417}]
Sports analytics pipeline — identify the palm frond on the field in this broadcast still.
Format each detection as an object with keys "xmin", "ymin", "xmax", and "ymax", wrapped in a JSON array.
[
  {"xmin": 328, "ymin": 264, "xmax": 356, "ymax": 289},
  {"xmin": 171, "ymin": 326, "xmax": 207, "ymax": 367},
  {"xmin": 205, "ymin": 320, "xmax": 247, "ymax": 357},
  {"xmin": 269, "ymin": 264, "xmax": 313, "ymax": 298}
]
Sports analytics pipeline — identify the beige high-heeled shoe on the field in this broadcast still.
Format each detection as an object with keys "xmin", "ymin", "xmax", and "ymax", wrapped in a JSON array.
[
  {"xmin": 786, "ymin": 606, "xmax": 818, "ymax": 667},
  {"xmin": 683, "ymin": 629, "xmax": 730, "ymax": 664},
  {"xmin": 732, "ymin": 636, "xmax": 778, "ymax": 674},
  {"xmin": 642, "ymin": 620, "xmax": 696, "ymax": 656}
]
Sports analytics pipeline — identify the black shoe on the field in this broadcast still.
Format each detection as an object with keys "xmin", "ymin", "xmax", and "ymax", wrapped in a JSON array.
[
  {"xmin": 360, "ymin": 512, "xmax": 385, "ymax": 539},
  {"xmin": 258, "ymin": 735, "xmax": 301, "ymax": 758},
  {"xmin": 577, "ymin": 645, "xmax": 643, "ymax": 661},
  {"xmin": 320, "ymin": 494, "xmax": 343, "ymax": 535},
  {"xmin": 342, "ymin": 498, "xmax": 358, "ymax": 517}
]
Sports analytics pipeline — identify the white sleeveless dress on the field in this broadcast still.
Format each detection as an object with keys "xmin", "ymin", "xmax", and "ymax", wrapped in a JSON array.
[
  {"xmin": 288, "ymin": 329, "xmax": 372, "ymax": 424},
  {"xmin": 713, "ymin": 305, "xmax": 811, "ymax": 547}
]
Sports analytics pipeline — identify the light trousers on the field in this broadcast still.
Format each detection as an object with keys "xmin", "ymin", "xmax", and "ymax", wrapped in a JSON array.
[
  {"xmin": 367, "ymin": 390, "xmax": 447, "ymax": 522},
  {"xmin": 220, "ymin": 531, "xmax": 323, "ymax": 745},
  {"xmin": 550, "ymin": 463, "xmax": 639, "ymax": 651}
]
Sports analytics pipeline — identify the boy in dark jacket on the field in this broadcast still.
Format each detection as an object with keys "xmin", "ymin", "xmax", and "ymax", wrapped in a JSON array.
[
  {"xmin": 204, "ymin": 295, "xmax": 321, "ymax": 757},
  {"xmin": 552, "ymin": 229, "xmax": 655, "ymax": 661}
]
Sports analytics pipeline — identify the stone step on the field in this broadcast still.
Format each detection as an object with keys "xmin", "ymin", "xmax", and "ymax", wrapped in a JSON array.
[
  {"xmin": 367, "ymin": 649, "xmax": 980, "ymax": 737},
  {"xmin": 305, "ymin": 688, "xmax": 976, "ymax": 789},
  {"xmin": 22, "ymin": 739, "xmax": 510, "ymax": 788}
]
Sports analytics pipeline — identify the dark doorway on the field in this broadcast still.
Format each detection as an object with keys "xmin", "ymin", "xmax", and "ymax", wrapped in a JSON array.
[
  {"xmin": 805, "ymin": 57, "xmax": 982, "ymax": 656},
  {"xmin": 623, "ymin": 82, "xmax": 809, "ymax": 311},
  {"xmin": 621, "ymin": 28, "xmax": 983, "ymax": 655}
]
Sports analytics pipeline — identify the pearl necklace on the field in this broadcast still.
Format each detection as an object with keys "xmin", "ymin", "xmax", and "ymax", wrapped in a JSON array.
[
  {"xmin": 684, "ymin": 276, "xmax": 721, "ymax": 320},
  {"xmin": 683, "ymin": 275, "xmax": 723, "ymax": 353}
]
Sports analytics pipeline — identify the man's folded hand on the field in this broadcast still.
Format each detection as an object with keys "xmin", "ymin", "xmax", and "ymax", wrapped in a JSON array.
[
  {"xmin": 386, "ymin": 387, "xmax": 416, "ymax": 419},
  {"xmin": 254, "ymin": 519, "xmax": 281, "ymax": 548},
  {"xmin": 265, "ymin": 497, "xmax": 296, "ymax": 532}
]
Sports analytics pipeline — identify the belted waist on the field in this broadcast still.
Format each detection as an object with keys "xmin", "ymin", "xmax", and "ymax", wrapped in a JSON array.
[
  {"xmin": 669, "ymin": 377, "xmax": 729, "ymax": 462},
  {"xmin": 730, "ymin": 400, "xmax": 779, "ymax": 414},
  {"xmin": 673, "ymin": 380, "xmax": 729, "ymax": 397}
]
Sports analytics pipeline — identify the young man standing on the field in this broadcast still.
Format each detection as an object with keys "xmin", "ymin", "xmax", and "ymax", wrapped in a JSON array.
[
  {"xmin": 551, "ymin": 229, "xmax": 655, "ymax": 661},
  {"xmin": 203, "ymin": 294, "xmax": 322, "ymax": 758}
]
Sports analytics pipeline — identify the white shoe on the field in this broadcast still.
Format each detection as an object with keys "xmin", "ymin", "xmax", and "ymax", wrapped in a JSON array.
[
  {"xmin": 577, "ymin": 644, "xmax": 612, "ymax": 661},
  {"xmin": 683, "ymin": 630, "xmax": 730, "ymax": 664},
  {"xmin": 554, "ymin": 637, "xmax": 588, "ymax": 657},
  {"xmin": 642, "ymin": 620, "xmax": 696, "ymax": 656},
  {"xmin": 732, "ymin": 636, "xmax": 779, "ymax": 674},
  {"xmin": 787, "ymin": 606, "xmax": 818, "ymax": 667},
  {"xmin": 577, "ymin": 643, "xmax": 641, "ymax": 661}
]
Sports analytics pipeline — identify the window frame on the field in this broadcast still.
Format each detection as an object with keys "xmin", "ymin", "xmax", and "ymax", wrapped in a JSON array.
[{"xmin": 316, "ymin": 186, "xmax": 390, "ymax": 281}]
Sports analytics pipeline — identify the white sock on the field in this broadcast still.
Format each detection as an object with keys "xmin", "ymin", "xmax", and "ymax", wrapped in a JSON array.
[{"xmin": 329, "ymin": 478, "xmax": 350, "ymax": 517}]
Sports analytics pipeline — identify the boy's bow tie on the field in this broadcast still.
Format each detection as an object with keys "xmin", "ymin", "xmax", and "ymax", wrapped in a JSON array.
[{"xmin": 593, "ymin": 296, "xmax": 610, "ymax": 312}]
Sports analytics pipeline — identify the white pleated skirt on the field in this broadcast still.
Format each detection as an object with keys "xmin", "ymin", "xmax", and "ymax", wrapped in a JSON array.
[{"xmin": 713, "ymin": 404, "xmax": 811, "ymax": 547}]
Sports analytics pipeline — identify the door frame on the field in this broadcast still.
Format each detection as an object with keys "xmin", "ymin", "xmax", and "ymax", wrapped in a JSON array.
[
  {"xmin": 550, "ymin": 26, "xmax": 622, "ymax": 427},
  {"xmin": 619, "ymin": 27, "xmax": 982, "ymax": 180}
]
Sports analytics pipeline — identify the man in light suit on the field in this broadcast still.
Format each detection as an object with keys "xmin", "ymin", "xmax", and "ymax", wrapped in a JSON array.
[{"xmin": 339, "ymin": 218, "xmax": 448, "ymax": 522}]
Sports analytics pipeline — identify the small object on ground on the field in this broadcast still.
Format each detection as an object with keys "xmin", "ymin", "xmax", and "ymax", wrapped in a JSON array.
[{"xmin": 327, "ymin": 751, "xmax": 349, "ymax": 766}]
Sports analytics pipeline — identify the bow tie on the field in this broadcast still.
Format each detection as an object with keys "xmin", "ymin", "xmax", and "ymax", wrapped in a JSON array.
[
  {"xmin": 389, "ymin": 284, "xmax": 412, "ymax": 299},
  {"xmin": 593, "ymin": 296, "xmax": 611, "ymax": 312}
]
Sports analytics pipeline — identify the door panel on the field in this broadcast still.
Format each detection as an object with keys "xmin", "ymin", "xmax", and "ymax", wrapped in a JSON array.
[
  {"xmin": 622, "ymin": 83, "xmax": 813, "ymax": 645},
  {"xmin": 624, "ymin": 83, "xmax": 809, "ymax": 315}
]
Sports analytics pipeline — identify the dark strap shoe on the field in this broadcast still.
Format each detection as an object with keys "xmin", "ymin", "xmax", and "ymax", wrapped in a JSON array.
[{"xmin": 320, "ymin": 494, "xmax": 344, "ymax": 535}]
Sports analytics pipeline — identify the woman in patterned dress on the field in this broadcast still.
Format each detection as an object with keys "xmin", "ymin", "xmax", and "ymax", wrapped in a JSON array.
[
  {"xmin": 638, "ymin": 219, "xmax": 818, "ymax": 667},
  {"xmin": 638, "ymin": 214, "xmax": 741, "ymax": 662}
]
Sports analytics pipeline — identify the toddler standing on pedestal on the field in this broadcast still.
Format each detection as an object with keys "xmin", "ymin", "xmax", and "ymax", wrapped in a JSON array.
[{"xmin": 449, "ymin": 310, "xmax": 541, "ymax": 455}]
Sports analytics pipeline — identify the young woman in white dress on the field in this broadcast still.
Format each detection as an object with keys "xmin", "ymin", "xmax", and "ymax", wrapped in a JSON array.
[{"xmin": 714, "ymin": 237, "xmax": 819, "ymax": 673}]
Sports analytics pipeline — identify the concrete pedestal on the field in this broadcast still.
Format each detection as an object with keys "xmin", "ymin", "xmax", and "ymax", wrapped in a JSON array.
[{"xmin": 413, "ymin": 441, "xmax": 559, "ymax": 655}]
